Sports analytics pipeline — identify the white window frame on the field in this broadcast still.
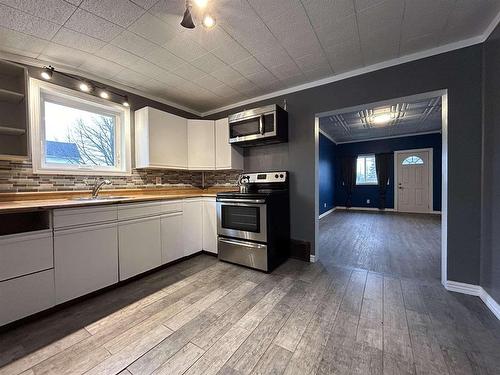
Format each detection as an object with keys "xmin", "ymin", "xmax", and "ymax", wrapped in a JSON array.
[
  {"xmin": 356, "ymin": 154, "xmax": 378, "ymax": 185},
  {"xmin": 29, "ymin": 78, "xmax": 131, "ymax": 176}
]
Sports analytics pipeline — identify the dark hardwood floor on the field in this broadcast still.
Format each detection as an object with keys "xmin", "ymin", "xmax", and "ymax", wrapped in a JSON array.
[
  {"xmin": 319, "ymin": 210, "xmax": 441, "ymax": 281},
  {"xmin": 0, "ymin": 212, "xmax": 499, "ymax": 375}
]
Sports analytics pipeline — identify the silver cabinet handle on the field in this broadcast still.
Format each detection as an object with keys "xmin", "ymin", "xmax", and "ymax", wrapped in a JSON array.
[
  {"xmin": 219, "ymin": 238, "xmax": 266, "ymax": 248},
  {"xmin": 259, "ymin": 115, "xmax": 264, "ymax": 135},
  {"xmin": 217, "ymin": 198, "xmax": 265, "ymax": 204}
]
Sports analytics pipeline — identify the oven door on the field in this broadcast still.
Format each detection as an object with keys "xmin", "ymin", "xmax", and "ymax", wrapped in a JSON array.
[
  {"xmin": 216, "ymin": 198, "xmax": 267, "ymax": 243},
  {"xmin": 228, "ymin": 112, "xmax": 276, "ymax": 144}
]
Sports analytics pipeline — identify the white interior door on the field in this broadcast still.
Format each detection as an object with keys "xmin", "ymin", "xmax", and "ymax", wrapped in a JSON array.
[{"xmin": 396, "ymin": 150, "xmax": 431, "ymax": 213}]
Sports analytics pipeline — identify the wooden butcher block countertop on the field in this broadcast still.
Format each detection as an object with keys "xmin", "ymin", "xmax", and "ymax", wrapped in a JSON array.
[{"xmin": 0, "ymin": 186, "xmax": 237, "ymax": 213}]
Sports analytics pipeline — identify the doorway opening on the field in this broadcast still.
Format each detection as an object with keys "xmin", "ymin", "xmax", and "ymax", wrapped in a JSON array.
[{"xmin": 314, "ymin": 90, "xmax": 448, "ymax": 283}]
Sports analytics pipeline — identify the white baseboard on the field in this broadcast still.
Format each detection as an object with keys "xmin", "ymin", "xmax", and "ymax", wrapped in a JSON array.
[
  {"xmin": 335, "ymin": 206, "xmax": 395, "ymax": 212},
  {"xmin": 309, "ymin": 255, "xmax": 316, "ymax": 263},
  {"xmin": 431, "ymin": 210, "xmax": 442, "ymax": 215},
  {"xmin": 319, "ymin": 207, "xmax": 336, "ymax": 219},
  {"xmin": 445, "ymin": 280, "xmax": 500, "ymax": 320}
]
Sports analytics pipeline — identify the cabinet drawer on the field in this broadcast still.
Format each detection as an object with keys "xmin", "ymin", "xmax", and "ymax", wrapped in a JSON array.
[
  {"xmin": 162, "ymin": 200, "xmax": 182, "ymax": 214},
  {"xmin": 0, "ymin": 230, "xmax": 53, "ymax": 281},
  {"xmin": 118, "ymin": 201, "xmax": 164, "ymax": 221},
  {"xmin": 0, "ymin": 269, "xmax": 55, "ymax": 326},
  {"xmin": 53, "ymin": 205, "xmax": 117, "ymax": 229}
]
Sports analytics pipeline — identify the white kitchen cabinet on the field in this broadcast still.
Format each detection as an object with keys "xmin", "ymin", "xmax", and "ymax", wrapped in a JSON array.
[
  {"xmin": 135, "ymin": 106, "xmax": 188, "ymax": 169},
  {"xmin": 202, "ymin": 198, "xmax": 217, "ymax": 254},
  {"xmin": 0, "ymin": 269, "xmax": 55, "ymax": 326},
  {"xmin": 119, "ymin": 216, "xmax": 162, "ymax": 280},
  {"xmin": 188, "ymin": 119, "xmax": 215, "ymax": 170},
  {"xmin": 215, "ymin": 117, "xmax": 243, "ymax": 170},
  {"xmin": 161, "ymin": 211, "xmax": 184, "ymax": 264},
  {"xmin": 54, "ymin": 222, "xmax": 118, "ymax": 304},
  {"xmin": 183, "ymin": 199, "xmax": 203, "ymax": 256}
]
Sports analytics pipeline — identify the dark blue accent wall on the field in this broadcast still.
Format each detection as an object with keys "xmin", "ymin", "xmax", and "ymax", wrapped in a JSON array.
[
  {"xmin": 334, "ymin": 133, "xmax": 442, "ymax": 211},
  {"xmin": 319, "ymin": 133, "xmax": 336, "ymax": 215}
]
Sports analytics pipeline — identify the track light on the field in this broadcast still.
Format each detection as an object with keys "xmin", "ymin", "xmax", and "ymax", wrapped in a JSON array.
[
  {"xmin": 180, "ymin": 1, "xmax": 195, "ymax": 29},
  {"xmin": 41, "ymin": 66, "xmax": 54, "ymax": 80},
  {"xmin": 122, "ymin": 97, "xmax": 130, "ymax": 107},
  {"xmin": 78, "ymin": 82, "xmax": 91, "ymax": 92},
  {"xmin": 202, "ymin": 14, "xmax": 216, "ymax": 29},
  {"xmin": 99, "ymin": 90, "xmax": 110, "ymax": 99}
]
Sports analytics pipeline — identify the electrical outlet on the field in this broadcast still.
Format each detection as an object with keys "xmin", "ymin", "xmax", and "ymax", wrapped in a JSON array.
[
  {"xmin": 366, "ymin": 199, "xmax": 370, "ymax": 204},
  {"xmin": 155, "ymin": 176, "xmax": 162, "ymax": 185},
  {"xmin": 324, "ymin": 203, "xmax": 327, "ymax": 208}
]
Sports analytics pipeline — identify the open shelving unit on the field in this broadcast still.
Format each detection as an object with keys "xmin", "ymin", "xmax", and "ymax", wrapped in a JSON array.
[{"xmin": 0, "ymin": 59, "xmax": 28, "ymax": 160}]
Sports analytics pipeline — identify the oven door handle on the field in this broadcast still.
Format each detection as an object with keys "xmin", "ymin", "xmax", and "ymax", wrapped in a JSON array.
[
  {"xmin": 219, "ymin": 238, "xmax": 267, "ymax": 249},
  {"xmin": 217, "ymin": 198, "xmax": 265, "ymax": 204}
]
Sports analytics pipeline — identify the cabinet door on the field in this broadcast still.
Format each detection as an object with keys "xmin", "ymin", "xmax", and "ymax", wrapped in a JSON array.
[
  {"xmin": 182, "ymin": 199, "xmax": 203, "ymax": 256},
  {"xmin": 215, "ymin": 117, "xmax": 243, "ymax": 170},
  {"xmin": 135, "ymin": 107, "xmax": 188, "ymax": 169},
  {"xmin": 119, "ymin": 216, "xmax": 162, "ymax": 281},
  {"xmin": 188, "ymin": 120, "xmax": 215, "ymax": 170},
  {"xmin": 54, "ymin": 222, "xmax": 118, "ymax": 304},
  {"xmin": 202, "ymin": 199, "xmax": 217, "ymax": 254},
  {"xmin": 161, "ymin": 212, "xmax": 184, "ymax": 264}
]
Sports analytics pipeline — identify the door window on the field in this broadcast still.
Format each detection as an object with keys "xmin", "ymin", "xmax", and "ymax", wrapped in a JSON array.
[{"xmin": 402, "ymin": 156, "xmax": 424, "ymax": 165}]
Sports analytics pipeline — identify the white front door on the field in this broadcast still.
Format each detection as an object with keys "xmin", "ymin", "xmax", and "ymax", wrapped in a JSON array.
[{"xmin": 396, "ymin": 150, "xmax": 431, "ymax": 213}]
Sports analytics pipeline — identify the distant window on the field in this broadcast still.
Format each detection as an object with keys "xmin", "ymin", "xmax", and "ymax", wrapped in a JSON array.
[
  {"xmin": 402, "ymin": 156, "xmax": 424, "ymax": 165},
  {"xmin": 29, "ymin": 78, "xmax": 131, "ymax": 175},
  {"xmin": 356, "ymin": 155, "xmax": 378, "ymax": 185}
]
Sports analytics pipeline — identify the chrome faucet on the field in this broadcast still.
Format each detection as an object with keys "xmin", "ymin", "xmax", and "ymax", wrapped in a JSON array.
[{"xmin": 91, "ymin": 179, "xmax": 111, "ymax": 199}]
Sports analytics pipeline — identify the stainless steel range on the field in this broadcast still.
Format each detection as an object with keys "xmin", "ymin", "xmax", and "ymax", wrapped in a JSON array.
[{"xmin": 216, "ymin": 171, "xmax": 290, "ymax": 272}]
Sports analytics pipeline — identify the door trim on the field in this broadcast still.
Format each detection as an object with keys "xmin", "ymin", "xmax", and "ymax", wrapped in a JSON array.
[{"xmin": 394, "ymin": 148, "xmax": 433, "ymax": 213}]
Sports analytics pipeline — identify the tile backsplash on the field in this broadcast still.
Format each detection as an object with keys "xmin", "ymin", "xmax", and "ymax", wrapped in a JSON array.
[{"xmin": 0, "ymin": 160, "xmax": 240, "ymax": 192}]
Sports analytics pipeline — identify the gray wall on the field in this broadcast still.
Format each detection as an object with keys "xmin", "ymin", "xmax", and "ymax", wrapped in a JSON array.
[
  {"xmin": 208, "ymin": 45, "xmax": 483, "ymax": 285},
  {"xmin": 481, "ymin": 24, "xmax": 500, "ymax": 301}
]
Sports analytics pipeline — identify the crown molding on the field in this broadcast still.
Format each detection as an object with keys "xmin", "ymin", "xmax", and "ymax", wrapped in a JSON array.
[{"xmin": 0, "ymin": 51, "xmax": 203, "ymax": 117}]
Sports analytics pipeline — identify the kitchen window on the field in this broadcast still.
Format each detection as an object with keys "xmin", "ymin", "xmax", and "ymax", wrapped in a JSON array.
[
  {"xmin": 356, "ymin": 154, "xmax": 378, "ymax": 185},
  {"xmin": 29, "ymin": 78, "xmax": 131, "ymax": 175}
]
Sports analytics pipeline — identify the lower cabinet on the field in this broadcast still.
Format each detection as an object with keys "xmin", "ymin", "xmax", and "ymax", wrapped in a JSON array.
[
  {"xmin": 119, "ymin": 216, "xmax": 162, "ymax": 281},
  {"xmin": 183, "ymin": 199, "xmax": 203, "ymax": 256},
  {"xmin": 54, "ymin": 222, "xmax": 118, "ymax": 304},
  {"xmin": 0, "ymin": 269, "xmax": 55, "ymax": 326},
  {"xmin": 161, "ymin": 212, "xmax": 184, "ymax": 264},
  {"xmin": 202, "ymin": 198, "xmax": 217, "ymax": 254}
]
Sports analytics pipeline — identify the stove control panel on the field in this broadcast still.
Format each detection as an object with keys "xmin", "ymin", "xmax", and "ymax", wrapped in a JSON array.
[{"xmin": 240, "ymin": 171, "xmax": 288, "ymax": 183}]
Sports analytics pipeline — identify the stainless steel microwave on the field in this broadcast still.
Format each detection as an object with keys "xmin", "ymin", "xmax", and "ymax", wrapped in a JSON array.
[{"xmin": 228, "ymin": 104, "xmax": 288, "ymax": 146}]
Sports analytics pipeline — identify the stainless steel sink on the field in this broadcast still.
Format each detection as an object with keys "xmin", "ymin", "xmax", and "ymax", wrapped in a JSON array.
[{"xmin": 71, "ymin": 196, "xmax": 130, "ymax": 201}]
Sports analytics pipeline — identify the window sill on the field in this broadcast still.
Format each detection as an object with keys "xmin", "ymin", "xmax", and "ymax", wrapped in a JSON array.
[{"xmin": 32, "ymin": 168, "xmax": 132, "ymax": 177}]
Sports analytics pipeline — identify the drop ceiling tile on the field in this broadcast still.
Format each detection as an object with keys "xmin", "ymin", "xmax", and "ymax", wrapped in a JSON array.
[
  {"xmin": 301, "ymin": 0, "xmax": 356, "ymax": 26},
  {"xmin": 196, "ymin": 75, "xmax": 223, "ymax": 90},
  {"xmin": 211, "ymin": 65, "xmax": 244, "ymax": 85},
  {"xmin": 191, "ymin": 53, "xmax": 226, "ymax": 74},
  {"xmin": 95, "ymin": 44, "xmax": 140, "ymax": 66},
  {"xmin": 163, "ymin": 35, "xmax": 208, "ymax": 62},
  {"xmin": 303, "ymin": 64, "xmax": 333, "ymax": 80},
  {"xmin": 314, "ymin": 15, "xmax": 359, "ymax": 49},
  {"xmin": 401, "ymin": 0, "xmax": 454, "ymax": 40},
  {"xmin": 246, "ymin": 69, "xmax": 279, "ymax": 86},
  {"xmin": 400, "ymin": 33, "xmax": 439, "ymax": 56},
  {"xmin": 190, "ymin": 27, "xmax": 233, "ymax": 52},
  {"xmin": 355, "ymin": 0, "xmax": 386, "ymax": 12},
  {"xmin": 81, "ymin": 0, "xmax": 145, "ymax": 28},
  {"xmin": 111, "ymin": 30, "xmax": 159, "ymax": 57},
  {"xmin": 0, "ymin": 26, "xmax": 49, "ymax": 58},
  {"xmin": 247, "ymin": 0, "xmax": 302, "ymax": 23},
  {"xmin": 65, "ymin": 0, "xmax": 82, "ymax": 5},
  {"xmin": 155, "ymin": 71, "xmax": 192, "ymax": 87},
  {"xmin": 0, "ymin": 0, "xmax": 76, "ymax": 25},
  {"xmin": 324, "ymin": 40, "xmax": 364, "ymax": 73},
  {"xmin": 144, "ymin": 46, "xmax": 184, "ymax": 70},
  {"xmin": 172, "ymin": 64, "xmax": 207, "ymax": 81},
  {"xmin": 210, "ymin": 84, "xmax": 240, "ymax": 99},
  {"xmin": 294, "ymin": 53, "xmax": 332, "ymax": 73},
  {"xmin": 39, "ymin": 42, "xmax": 93, "ymax": 67},
  {"xmin": 127, "ymin": 57, "xmax": 170, "ymax": 79},
  {"xmin": 128, "ymin": 12, "xmax": 174, "ymax": 46},
  {"xmin": 230, "ymin": 77, "xmax": 258, "ymax": 92},
  {"xmin": 112, "ymin": 68, "xmax": 150, "ymax": 87},
  {"xmin": 65, "ymin": 8, "xmax": 124, "ymax": 42},
  {"xmin": 149, "ymin": 0, "xmax": 186, "ymax": 27},
  {"xmin": 211, "ymin": 40, "xmax": 250, "ymax": 65},
  {"xmin": 268, "ymin": 62, "xmax": 303, "ymax": 80},
  {"xmin": 253, "ymin": 48, "xmax": 293, "ymax": 70},
  {"xmin": 0, "ymin": 4, "xmax": 60, "ymax": 40},
  {"xmin": 52, "ymin": 28, "xmax": 106, "ymax": 54},
  {"xmin": 79, "ymin": 55, "xmax": 125, "ymax": 79},
  {"xmin": 357, "ymin": 0, "xmax": 404, "ymax": 41},
  {"xmin": 231, "ymin": 56, "xmax": 266, "ymax": 76},
  {"xmin": 131, "ymin": 0, "xmax": 158, "ymax": 10},
  {"xmin": 361, "ymin": 26, "xmax": 400, "ymax": 65}
]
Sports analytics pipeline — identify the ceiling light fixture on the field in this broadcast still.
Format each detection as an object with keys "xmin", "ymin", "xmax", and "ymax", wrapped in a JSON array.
[
  {"xmin": 122, "ymin": 97, "xmax": 130, "ymax": 107},
  {"xmin": 99, "ymin": 90, "xmax": 110, "ymax": 99},
  {"xmin": 180, "ymin": 0, "xmax": 195, "ymax": 29},
  {"xmin": 202, "ymin": 13, "xmax": 216, "ymax": 29},
  {"xmin": 371, "ymin": 113, "xmax": 393, "ymax": 125},
  {"xmin": 194, "ymin": 0, "xmax": 208, "ymax": 8},
  {"xmin": 41, "ymin": 66, "xmax": 54, "ymax": 80},
  {"xmin": 78, "ymin": 82, "xmax": 91, "ymax": 92}
]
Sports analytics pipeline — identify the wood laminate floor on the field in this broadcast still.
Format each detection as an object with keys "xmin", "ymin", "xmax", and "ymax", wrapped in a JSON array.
[
  {"xmin": 319, "ymin": 210, "xmax": 441, "ymax": 281},
  {"xmin": 1, "ymin": 238, "xmax": 499, "ymax": 374}
]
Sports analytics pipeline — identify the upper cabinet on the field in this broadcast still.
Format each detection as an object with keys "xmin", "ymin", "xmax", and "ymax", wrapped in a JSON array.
[
  {"xmin": 215, "ymin": 118, "xmax": 243, "ymax": 170},
  {"xmin": 187, "ymin": 120, "xmax": 215, "ymax": 170},
  {"xmin": 135, "ymin": 107, "xmax": 243, "ymax": 171},
  {"xmin": 135, "ymin": 107, "xmax": 188, "ymax": 169}
]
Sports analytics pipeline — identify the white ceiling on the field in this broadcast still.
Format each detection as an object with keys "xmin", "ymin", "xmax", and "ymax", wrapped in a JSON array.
[
  {"xmin": 0, "ymin": 0, "xmax": 499, "ymax": 114},
  {"xmin": 319, "ymin": 95, "xmax": 442, "ymax": 143}
]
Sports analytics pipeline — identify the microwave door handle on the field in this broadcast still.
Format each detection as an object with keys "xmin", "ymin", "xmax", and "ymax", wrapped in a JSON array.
[{"xmin": 259, "ymin": 114, "xmax": 264, "ymax": 135}]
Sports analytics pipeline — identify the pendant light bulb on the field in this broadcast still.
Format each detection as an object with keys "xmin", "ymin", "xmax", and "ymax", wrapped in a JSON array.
[
  {"xmin": 122, "ymin": 97, "xmax": 130, "ymax": 107},
  {"xmin": 202, "ymin": 13, "xmax": 216, "ymax": 29},
  {"xmin": 99, "ymin": 90, "xmax": 110, "ymax": 99},
  {"xmin": 194, "ymin": 0, "xmax": 208, "ymax": 8},
  {"xmin": 180, "ymin": 1, "xmax": 195, "ymax": 29},
  {"xmin": 79, "ymin": 82, "xmax": 91, "ymax": 92},
  {"xmin": 41, "ymin": 66, "xmax": 54, "ymax": 80}
]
